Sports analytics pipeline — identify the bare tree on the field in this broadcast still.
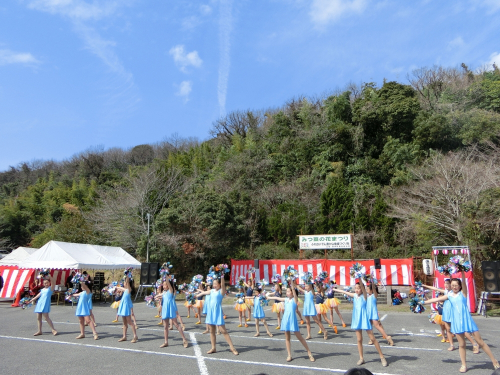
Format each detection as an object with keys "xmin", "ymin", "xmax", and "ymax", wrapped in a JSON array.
[
  {"xmin": 387, "ymin": 147, "xmax": 500, "ymax": 243},
  {"xmin": 86, "ymin": 166, "xmax": 185, "ymax": 251},
  {"xmin": 209, "ymin": 109, "xmax": 264, "ymax": 145}
]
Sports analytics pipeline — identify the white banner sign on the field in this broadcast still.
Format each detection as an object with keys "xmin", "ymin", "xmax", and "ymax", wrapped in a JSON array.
[{"xmin": 299, "ymin": 234, "xmax": 352, "ymax": 250}]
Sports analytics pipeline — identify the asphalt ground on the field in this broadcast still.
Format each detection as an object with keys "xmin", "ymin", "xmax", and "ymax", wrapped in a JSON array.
[{"xmin": 1, "ymin": 299, "xmax": 499, "ymax": 375}]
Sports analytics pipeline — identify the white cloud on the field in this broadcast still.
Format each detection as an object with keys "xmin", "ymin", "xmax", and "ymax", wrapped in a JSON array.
[
  {"xmin": 176, "ymin": 80, "xmax": 192, "ymax": 102},
  {"xmin": 0, "ymin": 49, "xmax": 40, "ymax": 66},
  {"xmin": 309, "ymin": 0, "xmax": 367, "ymax": 26},
  {"xmin": 487, "ymin": 52, "xmax": 500, "ymax": 67},
  {"xmin": 480, "ymin": 0, "xmax": 500, "ymax": 14},
  {"xmin": 27, "ymin": 0, "xmax": 121, "ymax": 21},
  {"xmin": 200, "ymin": 4, "xmax": 212, "ymax": 15},
  {"xmin": 448, "ymin": 36, "xmax": 465, "ymax": 49},
  {"xmin": 169, "ymin": 45, "xmax": 203, "ymax": 72}
]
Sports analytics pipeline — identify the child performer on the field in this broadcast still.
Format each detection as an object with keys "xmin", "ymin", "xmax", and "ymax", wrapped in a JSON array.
[
  {"xmin": 115, "ymin": 271, "xmax": 139, "ymax": 343},
  {"xmin": 111, "ymin": 289, "xmax": 122, "ymax": 323},
  {"xmin": 85, "ymin": 280, "xmax": 97, "ymax": 328},
  {"xmin": 72, "ymin": 275, "xmax": 99, "ymax": 340},
  {"xmin": 155, "ymin": 283, "xmax": 163, "ymax": 320},
  {"xmin": 271, "ymin": 280, "xmax": 284, "ymax": 329},
  {"xmin": 267, "ymin": 279, "xmax": 315, "ymax": 362},
  {"xmin": 423, "ymin": 271, "xmax": 499, "ymax": 373},
  {"xmin": 233, "ymin": 287, "xmax": 249, "ymax": 327},
  {"xmin": 185, "ymin": 292, "xmax": 196, "ymax": 318},
  {"xmin": 30, "ymin": 273, "xmax": 57, "ymax": 336},
  {"xmin": 244, "ymin": 276, "xmax": 255, "ymax": 322},
  {"xmin": 423, "ymin": 281, "xmax": 478, "ymax": 352},
  {"xmin": 155, "ymin": 275, "xmax": 189, "ymax": 348},
  {"xmin": 366, "ymin": 282, "xmax": 393, "ymax": 346},
  {"xmin": 246, "ymin": 282, "xmax": 273, "ymax": 337},
  {"xmin": 315, "ymin": 282, "xmax": 335, "ymax": 334},
  {"xmin": 202, "ymin": 283, "xmax": 212, "ymax": 334},
  {"xmin": 325, "ymin": 280, "xmax": 346, "ymax": 328},
  {"xmin": 296, "ymin": 279, "xmax": 330, "ymax": 340},
  {"xmin": 333, "ymin": 282, "xmax": 388, "ymax": 367},
  {"xmin": 195, "ymin": 283, "xmax": 205, "ymax": 325},
  {"xmin": 196, "ymin": 275, "xmax": 238, "ymax": 355}
]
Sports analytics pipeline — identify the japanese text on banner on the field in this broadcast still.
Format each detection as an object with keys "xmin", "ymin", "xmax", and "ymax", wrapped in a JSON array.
[{"xmin": 299, "ymin": 234, "xmax": 351, "ymax": 250}]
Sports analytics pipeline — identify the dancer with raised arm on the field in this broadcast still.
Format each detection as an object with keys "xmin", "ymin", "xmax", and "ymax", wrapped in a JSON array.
[
  {"xmin": 196, "ymin": 265, "xmax": 238, "ymax": 355},
  {"xmin": 423, "ymin": 281, "xmax": 478, "ymax": 353},
  {"xmin": 267, "ymin": 279, "xmax": 315, "ymax": 362},
  {"xmin": 155, "ymin": 275, "xmax": 189, "ymax": 348},
  {"xmin": 333, "ymin": 280, "xmax": 388, "ymax": 367},
  {"xmin": 366, "ymin": 282, "xmax": 393, "ymax": 346},
  {"xmin": 115, "ymin": 268, "xmax": 138, "ymax": 343},
  {"xmin": 423, "ymin": 270, "xmax": 499, "ymax": 373},
  {"xmin": 246, "ymin": 281, "xmax": 273, "ymax": 337},
  {"xmin": 30, "ymin": 271, "xmax": 57, "ymax": 336},
  {"xmin": 296, "ymin": 273, "xmax": 330, "ymax": 340},
  {"xmin": 70, "ymin": 273, "xmax": 98, "ymax": 340}
]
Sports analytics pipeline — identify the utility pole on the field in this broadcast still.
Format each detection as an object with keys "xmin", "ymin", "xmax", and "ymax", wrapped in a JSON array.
[{"xmin": 146, "ymin": 213, "xmax": 151, "ymax": 263}]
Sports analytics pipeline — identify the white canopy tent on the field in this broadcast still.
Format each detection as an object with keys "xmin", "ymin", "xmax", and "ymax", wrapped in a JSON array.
[
  {"xmin": 19, "ymin": 241, "xmax": 141, "ymax": 270},
  {"xmin": 0, "ymin": 247, "xmax": 38, "ymax": 266}
]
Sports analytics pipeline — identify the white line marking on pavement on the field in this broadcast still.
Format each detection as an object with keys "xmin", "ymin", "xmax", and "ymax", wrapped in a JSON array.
[
  {"xmin": 52, "ymin": 321, "xmax": 441, "ymax": 351},
  {"xmin": 380, "ymin": 314, "xmax": 387, "ymax": 321},
  {"xmin": 0, "ymin": 335, "xmax": 401, "ymax": 375},
  {"xmin": 189, "ymin": 332, "xmax": 209, "ymax": 375}
]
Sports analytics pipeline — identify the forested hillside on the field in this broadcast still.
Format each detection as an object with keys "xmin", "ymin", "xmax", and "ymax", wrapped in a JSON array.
[{"xmin": 1, "ymin": 65, "xmax": 500, "ymax": 278}]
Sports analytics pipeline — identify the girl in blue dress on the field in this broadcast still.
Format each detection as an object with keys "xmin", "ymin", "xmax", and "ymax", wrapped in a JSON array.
[
  {"xmin": 424, "ymin": 281, "xmax": 478, "ymax": 352},
  {"xmin": 115, "ymin": 274, "xmax": 139, "ymax": 343},
  {"xmin": 30, "ymin": 273, "xmax": 57, "ymax": 336},
  {"xmin": 296, "ymin": 282, "xmax": 329, "ymax": 340},
  {"xmin": 245, "ymin": 283, "xmax": 273, "ymax": 337},
  {"xmin": 333, "ymin": 282, "xmax": 387, "ymax": 367},
  {"xmin": 267, "ymin": 279, "xmax": 314, "ymax": 362},
  {"xmin": 155, "ymin": 275, "xmax": 189, "ymax": 348},
  {"xmin": 71, "ymin": 277, "xmax": 99, "ymax": 340},
  {"xmin": 201, "ymin": 283, "xmax": 212, "ymax": 334},
  {"xmin": 366, "ymin": 283, "xmax": 393, "ymax": 346},
  {"xmin": 424, "ymin": 270, "xmax": 499, "ymax": 373},
  {"xmin": 196, "ymin": 275, "xmax": 238, "ymax": 355}
]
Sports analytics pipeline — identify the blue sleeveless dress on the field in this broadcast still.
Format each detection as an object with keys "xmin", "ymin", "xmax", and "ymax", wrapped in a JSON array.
[
  {"xmin": 202, "ymin": 293, "xmax": 211, "ymax": 315},
  {"xmin": 161, "ymin": 290, "xmax": 177, "ymax": 320},
  {"xmin": 303, "ymin": 290, "xmax": 317, "ymax": 316},
  {"xmin": 34, "ymin": 288, "xmax": 52, "ymax": 314},
  {"xmin": 75, "ymin": 291, "xmax": 91, "ymax": 316},
  {"xmin": 366, "ymin": 294, "xmax": 379, "ymax": 321},
  {"xmin": 351, "ymin": 294, "xmax": 371, "ymax": 330},
  {"xmin": 280, "ymin": 298, "xmax": 299, "ymax": 332},
  {"xmin": 448, "ymin": 292, "xmax": 478, "ymax": 334},
  {"xmin": 117, "ymin": 289, "xmax": 133, "ymax": 317},
  {"xmin": 253, "ymin": 295, "xmax": 265, "ymax": 319},
  {"xmin": 206, "ymin": 289, "xmax": 224, "ymax": 326},
  {"xmin": 442, "ymin": 291, "xmax": 452, "ymax": 323},
  {"xmin": 87, "ymin": 293, "xmax": 93, "ymax": 310}
]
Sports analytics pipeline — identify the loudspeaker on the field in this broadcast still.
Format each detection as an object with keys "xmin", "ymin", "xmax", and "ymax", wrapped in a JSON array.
[
  {"xmin": 374, "ymin": 258, "xmax": 381, "ymax": 270},
  {"xmin": 140, "ymin": 263, "xmax": 159, "ymax": 285},
  {"xmin": 482, "ymin": 261, "xmax": 500, "ymax": 292},
  {"xmin": 254, "ymin": 259, "xmax": 259, "ymax": 269}
]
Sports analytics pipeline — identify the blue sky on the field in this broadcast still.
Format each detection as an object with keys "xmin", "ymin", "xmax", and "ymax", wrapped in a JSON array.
[{"xmin": 1, "ymin": 0, "xmax": 499, "ymax": 171}]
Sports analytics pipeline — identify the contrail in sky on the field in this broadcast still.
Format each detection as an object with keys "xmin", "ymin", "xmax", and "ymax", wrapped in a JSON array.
[{"xmin": 218, "ymin": 0, "xmax": 233, "ymax": 117}]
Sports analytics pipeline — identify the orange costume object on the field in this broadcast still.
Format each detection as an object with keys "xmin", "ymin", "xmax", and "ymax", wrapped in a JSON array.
[
  {"xmin": 271, "ymin": 301, "xmax": 284, "ymax": 313},
  {"xmin": 315, "ymin": 303, "xmax": 328, "ymax": 315},
  {"xmin": 195, "ymin": 299, "xmax": 204, "ymax": 309},
  {"xmin": 234, "ymin": 303, "xmax": 247, "ymax": 312},
  {"xmin": 326, "ymin": 297, "xmax": 341, "ymax": 308}
]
